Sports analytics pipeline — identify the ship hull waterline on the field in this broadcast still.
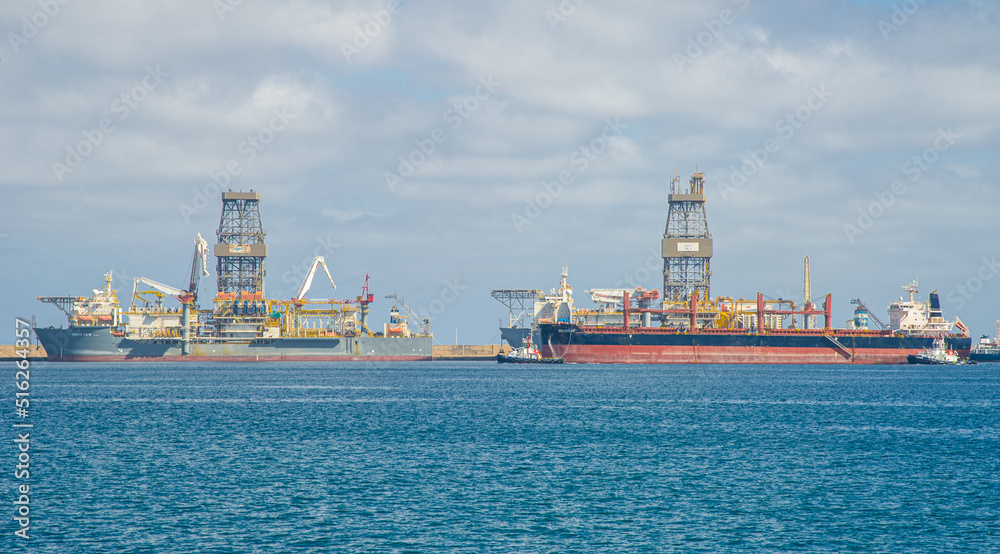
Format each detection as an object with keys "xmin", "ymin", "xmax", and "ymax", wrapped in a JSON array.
[
  {"xmin": 539, "ymin": 324, "xmax": 972, "ymax": 365},
  {"xmin": 33, "ymin": 326, "xmax": 432, "ymax": 362}
]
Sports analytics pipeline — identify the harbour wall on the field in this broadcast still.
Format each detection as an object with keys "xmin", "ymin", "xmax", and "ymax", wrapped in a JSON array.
[{"xmin": 432, "ymin": 344, "xmax": 510, "ymax": 360}]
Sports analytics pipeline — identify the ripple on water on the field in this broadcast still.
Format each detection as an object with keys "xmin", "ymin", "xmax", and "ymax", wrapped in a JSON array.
[{"xmin": 11, "ymin": 361, "xmax": 1000, "ymax": 552}]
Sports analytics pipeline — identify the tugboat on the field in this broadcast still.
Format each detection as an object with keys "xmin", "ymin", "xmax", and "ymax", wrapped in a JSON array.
[
  {"xmin": 907, "ymin": 337, "xmax": 976, "ymax": 365},
  {"xmin": 497, "ymin": 336, "xmax": 564, "ymax": 364},
  {"xmin": 969, "ymin": 321, "xmax": 1000, "ymax": 363}
]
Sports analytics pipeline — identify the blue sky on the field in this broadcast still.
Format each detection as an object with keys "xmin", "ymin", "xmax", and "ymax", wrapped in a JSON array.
[{"xmin": 2, "ymin": 0, "xmax": 998, "ymax": 344}]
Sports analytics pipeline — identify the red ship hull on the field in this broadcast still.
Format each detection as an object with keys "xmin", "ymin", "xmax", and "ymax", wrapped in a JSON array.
[
  {"xmin": 540, "ymin": 344, "xmax": 931, "ymax": 364},
  {"xmin": 538, "ymin": 324, "xmax": 972, "ymax": 365}
]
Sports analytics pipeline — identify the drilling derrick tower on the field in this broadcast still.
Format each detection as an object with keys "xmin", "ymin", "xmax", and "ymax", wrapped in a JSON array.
[
  {"xmin": 662, "ymin": 170, "xmax": 713, "ymax": 302},
  {"xmin": 214, "ymin": 191, "xmax": 267, "ymax": 294}
]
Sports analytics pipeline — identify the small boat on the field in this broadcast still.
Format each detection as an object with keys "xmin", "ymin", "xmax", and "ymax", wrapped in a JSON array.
[
  {"xmin": 497, "ymin": 346, "xmax": 564, "ymax": 363},
  {"xmin": 907, "ymin": 337, "xmax": 976, "ymax": 365},
  {"xmin": 497, "ymin": 336, "xmax": 563, "ymax": 364}
]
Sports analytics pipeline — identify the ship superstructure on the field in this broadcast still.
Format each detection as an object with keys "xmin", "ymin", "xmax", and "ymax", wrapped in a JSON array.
[
  {"xmin": 33, "ymin": 192, "xmax": 432, "ymax": 361},
  {"xmin": 490, "ymin": 289, "xmax": 542, "ymax": 348},
  {"xmin": 38, "ymin": 270, "xmax": 123, "ymax": 328},
  {"xmin": 887, "ymin": 280, "xmax": 962, "ymax": 336},
  {"xmin": 491, "ymin": 267, "xmax": 576, "ymax": 347}
]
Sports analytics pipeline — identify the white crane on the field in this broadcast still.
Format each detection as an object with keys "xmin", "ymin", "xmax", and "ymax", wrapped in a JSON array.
[
  {"xmin": 129, "ymin": 234, "xmax": 212, "ymax": 310},
  {"xmin": 585, "ymin": 288, "xmax": 639, "ymax": 309},
  {"xmin": 294, "ymin": 256, "xmax": 336, "ymax": 300},
  {"xmin": 188, "ymin": 233, "xmax": 209, "ymax": 300},
  {"xmin": 131, "ymin": 277, "xmax": 188, "ymax": 310}
]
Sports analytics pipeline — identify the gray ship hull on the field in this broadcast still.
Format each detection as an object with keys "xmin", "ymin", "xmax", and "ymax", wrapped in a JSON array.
[
  {"xmin": 33, "ymin": 326, "xmax": 432, "ymax": 361},
  {"xmin": 500, "ymin": 327, "xmax": 537, "ymax": 348}
]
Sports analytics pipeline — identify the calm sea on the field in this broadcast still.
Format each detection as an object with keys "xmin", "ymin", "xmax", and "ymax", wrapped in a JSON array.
[{"xmin": 5, "ymin": 361, "xmax": 999, "ymax": 552}]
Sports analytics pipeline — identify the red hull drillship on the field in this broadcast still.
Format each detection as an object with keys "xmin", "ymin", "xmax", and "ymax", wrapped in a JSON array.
[
  {"xmin": 538, "ymin": 326, "xmax": 971, "ymax": 365},
  {"xmin": 528, "ymin": 172, "xmax": 972, "ymax": 365},
  {"xmin": 539, "ymin": 283, "xmax": 971, "ymax": 365}
]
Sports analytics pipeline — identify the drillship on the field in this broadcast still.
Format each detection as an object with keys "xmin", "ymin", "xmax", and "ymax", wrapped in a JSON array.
[
  {"xmin": 33, "ymin": 191, "xmax": 432, "ymax": 361},
  {"xmin": 538, "ymin": 170, "xmax": 971, "ymax": 364}
]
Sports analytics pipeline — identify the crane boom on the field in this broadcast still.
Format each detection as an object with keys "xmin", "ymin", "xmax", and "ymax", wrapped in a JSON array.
[
  {"xmin": 586, "ymin": 288, "xmax": 638, "ymax": 308},
  {"xmin": 294, "ymin": 256, "xmax": 336, "ymax": 300},
  {"xmin": 188, "ymin": 233, "xmax": 209, "ymax": 295},
  {"xmin": 850, "ymin": 298, "xmax": 887, "ymax": 330},
  {"xmin": 131, "ymin": 277, "xmax": 188, "ymax": 310}
]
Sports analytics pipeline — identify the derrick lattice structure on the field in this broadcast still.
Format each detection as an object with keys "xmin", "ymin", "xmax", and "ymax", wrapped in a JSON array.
[
  {"xmin": 662, "ymin": 171, "xmax": 713, "ymax": 302},
  {"xmin": 214, "ymin": 191, "xmax": 267, "ymax": 294}
]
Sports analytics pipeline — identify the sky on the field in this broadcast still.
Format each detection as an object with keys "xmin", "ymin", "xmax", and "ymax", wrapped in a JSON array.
[{"xmin": 2, "ymin": 0, "xmax": 999, "ymax": 345}]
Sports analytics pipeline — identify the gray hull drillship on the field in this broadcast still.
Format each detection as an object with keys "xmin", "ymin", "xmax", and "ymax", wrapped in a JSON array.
[
  {"xmin": 33, "ymin": 192, "xmax": 432, "ymax": 362},
  {"xmin": 33, "ymin": 323, "xmax": 431, "ymax": 362}
]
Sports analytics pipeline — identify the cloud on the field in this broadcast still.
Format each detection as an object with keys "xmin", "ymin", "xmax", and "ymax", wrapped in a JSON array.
[{"xmin": 3, "ymin": 0, "xmax": 999, "ymax": 341}]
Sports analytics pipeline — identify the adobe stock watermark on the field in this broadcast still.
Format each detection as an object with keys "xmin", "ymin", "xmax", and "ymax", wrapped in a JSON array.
[
  {"xmin": 51, "ymin": 65, "xmax": 169, "ymax": 182},
  {"xmin": 842, "ymin": 127, "xmax": 957, "ymax": 243},
  {"xmin": 13, "ymin": 318, "xmax": 33, "ymax": 540},
  {"xmin": 178, "ymin": 106, "xmax": 297, "ymax": 221},
  {"xmin": 545, "ymin": 0, "xmax": 588, "ymax": 30},
  {"xmin": 673, "ymin": 0, "xmax": 750, "ymax": 73},
  {"xmin": 415, "ymin": 277, "xmax": 467, "ymax": 325},
  {"xmin": 612, "ymin": 245, "xmax": 662, "ymax": 290},
  {"xmin": 7, "ymin": 0, "xmax": 73, "ymax": 54},
  {"xmin": 340, "ymin": 0, "xmax": 405, "ymax": 63},
  {"xmin": 511, "ymin": 117, "xmax": 628, "ymax": 233},
  {"xmin": 213, "ymin": 0, "xmax": 244, "ymax": 21},
  {"xmin": 384, "ymin": 74, "xmax": 501, "ymax": 192},
  {"xmin": 878, "ymin": 0, "xmax": 928, "ymax": 41},
  {"xmin": 716, "ymin": 84, "xmax": 833, "ymax": 201},
  {"xmin": 945, "ymin": 254, "xmax": 1000, "ymax": 311}
]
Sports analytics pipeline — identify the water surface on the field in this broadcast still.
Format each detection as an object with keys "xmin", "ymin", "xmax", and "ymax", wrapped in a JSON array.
[{"xmin": 6, "ymin": 362, "xmax": 999, "ymax": 552}]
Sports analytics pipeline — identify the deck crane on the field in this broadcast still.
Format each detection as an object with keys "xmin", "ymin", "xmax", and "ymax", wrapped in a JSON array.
[
  {"xmin": 850, "ymin": 298, "xmax": 888, "ymax": 330},
  {"xmin": 188, "ymin": 233, "xmax": 210, "ymax": 303},
  {"xmin": 294, "ymin": 256, "xmax": 336, "ymax": 301},
  {"xmin": 130, "ymin": 234, "xmax": 211, "ymax": 310},
  {"xmin": 354, "ymin": 273, "xmax": 374, "ymax": 334},
  {"xmin": 130, "ymin": 277, "xmax": 190, "ymax": 310},
  {"xmin": 586, "ymin": 288, "xmax": 639, "ymax": 309},
  {"xmin": 384, "ymin": 291, "xmax": 430, "ymax": 336}
]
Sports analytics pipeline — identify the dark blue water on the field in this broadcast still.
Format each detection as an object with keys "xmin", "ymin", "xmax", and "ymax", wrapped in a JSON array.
[{"xmin": 5, "ymin": 362, "xmax": 999, "ymax": 552}]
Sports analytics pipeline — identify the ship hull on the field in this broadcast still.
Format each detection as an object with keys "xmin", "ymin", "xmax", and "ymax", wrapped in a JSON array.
[
  {"xmin": 33, "ymin": 326, "xmax": 432, "ymax": 362},
  {"xmin": 538, "ymin": 324, "xmax": 971, "ymax": 364},
  {"xmin": 499, "ymin": 327, "xmax": 532, "ymax": 348}
]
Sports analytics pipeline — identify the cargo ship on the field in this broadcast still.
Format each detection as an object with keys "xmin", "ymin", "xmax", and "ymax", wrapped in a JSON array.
[
  {"xmin": 32, "ymin": 192, "xmax": 432, "ymax": 361},
  {"xmin": 535, "ymin": 170, "xmax": 971, "ymax": 364},
  {"xmin": 969, "ymin": 321, "xmax": 1000, "ymax": 362}
]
